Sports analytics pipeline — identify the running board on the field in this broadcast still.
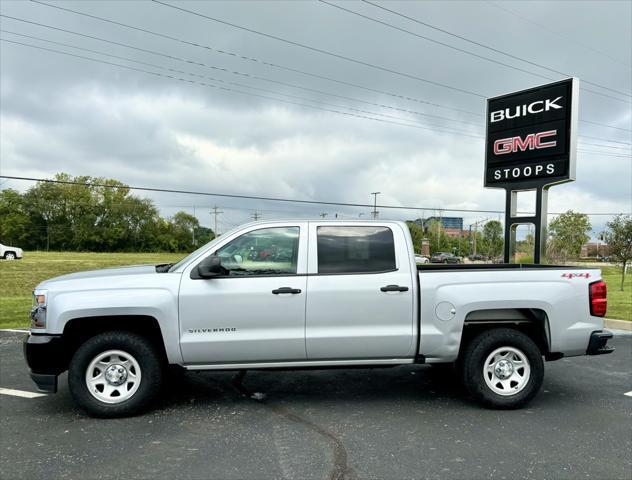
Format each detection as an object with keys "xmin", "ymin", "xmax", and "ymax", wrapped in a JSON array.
[{"xmin": 184, "ymin": 358, "xmax": 415, "ymax": 371}]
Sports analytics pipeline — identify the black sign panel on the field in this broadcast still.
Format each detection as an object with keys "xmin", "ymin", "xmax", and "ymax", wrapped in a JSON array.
[{"xmin": 484, "ymin": 78, "xmax": 577, "ymax": 188}]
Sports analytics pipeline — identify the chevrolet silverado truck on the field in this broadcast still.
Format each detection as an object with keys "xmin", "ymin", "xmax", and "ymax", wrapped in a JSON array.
[{"xmin": 24, "ymin": 220, "xmax": 613, "ymax": 417}]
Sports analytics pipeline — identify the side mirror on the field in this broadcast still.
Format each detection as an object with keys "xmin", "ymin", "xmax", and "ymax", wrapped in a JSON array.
[{"xmin": 197, "ymin": 255, "xmax": 225, "ymax": 278}]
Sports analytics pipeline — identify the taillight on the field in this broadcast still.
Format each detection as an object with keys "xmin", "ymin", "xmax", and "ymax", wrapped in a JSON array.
[{"xmin": 589, "ymin": 281, "xmax": 607, "ymax": 317}]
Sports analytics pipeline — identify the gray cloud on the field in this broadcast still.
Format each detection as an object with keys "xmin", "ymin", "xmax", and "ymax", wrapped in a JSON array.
[{"xmin": 1, "ymin": 0, "xmax": 630, "ymax": 236}]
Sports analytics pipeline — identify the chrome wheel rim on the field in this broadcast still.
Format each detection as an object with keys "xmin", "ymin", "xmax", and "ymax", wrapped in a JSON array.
[
  {"xmin": 484, "ymin": 346, "xmax": 530, "ymax": 396},
  {"xmin": 85, "ymin": 350, "xmax": 141, "ymax": 404}
]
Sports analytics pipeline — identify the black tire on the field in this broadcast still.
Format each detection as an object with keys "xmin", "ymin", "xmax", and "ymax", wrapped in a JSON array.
[
  {"xmin": 461, "ymin": 328, "xmax": 544, "ymax": 409},
  {"xmin": 4, "ymin": 252, "xmax": 16, "ymax": 260},
  {"xmin": 68, "ymin": 331, "xmax": 163, "ymax": 418}
]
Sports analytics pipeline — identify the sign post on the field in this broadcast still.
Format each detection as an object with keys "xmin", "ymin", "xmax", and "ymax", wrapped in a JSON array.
[{"xmin": 484, "ymin": 78, "xmax": 579, "ymax": 264}]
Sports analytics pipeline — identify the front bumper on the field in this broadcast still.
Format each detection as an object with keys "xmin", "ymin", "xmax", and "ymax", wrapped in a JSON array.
[
  {"xmin": 23, "ymin": 334, "xmax": 68, "ymax": 393},
  {"xmin": 586, "ymin": 330, "xmax": 615, "ymax": 356}
]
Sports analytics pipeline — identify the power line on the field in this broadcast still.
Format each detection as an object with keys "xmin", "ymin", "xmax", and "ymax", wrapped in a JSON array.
[
  {"xmin": 358, "ymin": 0, "xmax": 632, "ymax": 99},
  {"xmin": 5, "ymin": 34, "xmax": 629, "ymax": 155},
  {"xmin": 577, "ymin": 149, "xmax": 632, "ymax": 158},
  {"xmin": 3, "ymin": 23, "xmax": 476, "ymax": 129},
  {"xmin": 318, "ymin": 0, "xmax": 553, "ymax": 80},
  {"xmin": 7, "ymin": 27, "xmax": 629, "ymax": 146},
  {"xmin": 0, "ymin": 30, "xmax": 481, "ymax": 137},
  {"xmin": 149, "ymin": 0, "xmax": 486, "ymax": 99},
  {"xmin": 333, "ymin": 9, "xmax": 629, "ymax": 107},
  {"xmin": 26, "ymin": 2, "xmax": 482, "ymax": 117},
  {"xmin": 2, "ymin": 38, "xmax": 486, "ymax": 137},
  {"xmin": 18, "ymin": 6, "xmax": 630, "ymax": 134},
  {"xmin": 153, "ymin": 0, "xmax": 632, "ymax": 105},
  {"xmin": 321, "ymin": 0, "xmax": 557, "ymax": 84},
  {"xmin": 485, "ymin": 0, "xmax": 632, "ymax": 69},
  {"xmin": 155, "ymin": 0, "xmax": 632, "ymax": 104},
  {"xmin": 579, "ymin": 141, "xmax": 631, "ymax": 151},
  {"xmin": 579, "ymin": 135, "xmax": 631, "ymax": 146},
  {"xmin": 579, "ymin": 120, "xmax": 631, "ymax": 134},
  {"xmin": 2, "ymin": 176, "xmax": 629, "ymax": 216}
]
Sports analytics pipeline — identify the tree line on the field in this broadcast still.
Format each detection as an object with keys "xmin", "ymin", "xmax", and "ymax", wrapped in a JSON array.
[
  {"xmin": 1, "ymin": 174, "xmax": 630, "ymax": 286},
  {"xmin": 0, "ymin": 173, "xmax": 214, "ymax": 252},
  {"xmin": 406, "ymin": 219, "xmax": 504, "ymax": 259}
]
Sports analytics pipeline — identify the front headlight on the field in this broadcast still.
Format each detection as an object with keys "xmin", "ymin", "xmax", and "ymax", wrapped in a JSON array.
[{"xmin": 30, "ymin": 289, "xmax": 47, "ymax": 329}]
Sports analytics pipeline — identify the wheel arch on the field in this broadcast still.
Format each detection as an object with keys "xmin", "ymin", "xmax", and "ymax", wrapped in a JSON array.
[
  {"xmin": 61, "ymin": 315, "xmax": 171, "ymax": 369},
  {"xmin": 459, "ymin": 308, "xmax": 554, "ymax": 359}
]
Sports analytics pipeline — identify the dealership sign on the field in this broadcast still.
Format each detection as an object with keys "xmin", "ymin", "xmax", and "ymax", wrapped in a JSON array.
[{"xmin": 484, "ymin": 78, "xmax": 578, "ymax": 188}]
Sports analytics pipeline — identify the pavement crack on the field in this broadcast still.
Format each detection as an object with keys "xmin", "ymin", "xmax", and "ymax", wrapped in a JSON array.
[{"xmin": 231, "ymin": 371, "xmax": 357, "ymax": 480}]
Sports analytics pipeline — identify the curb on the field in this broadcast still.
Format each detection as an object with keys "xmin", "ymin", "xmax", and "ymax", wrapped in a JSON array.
[{"xmin": 604, "ymin": 319, "xmax": 632, "ymax": 332}]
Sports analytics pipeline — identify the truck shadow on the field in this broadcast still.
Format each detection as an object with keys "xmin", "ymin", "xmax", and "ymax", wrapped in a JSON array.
[{"xmin": 157, "ymin": 364, "xmax": 468, "ymax": 409}]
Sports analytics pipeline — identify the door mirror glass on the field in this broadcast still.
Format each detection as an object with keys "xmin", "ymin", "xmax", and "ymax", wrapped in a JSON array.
[{"xmin": 197, "ymin": 255, "xmax": 225, "ymax": 278}]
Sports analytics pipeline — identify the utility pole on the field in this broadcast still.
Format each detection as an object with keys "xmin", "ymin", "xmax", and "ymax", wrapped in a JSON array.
[
  {"xmin": 436, "ymin": 210, "xmax": 441, "ymax": 247},
  {"xmin": 192, "ymin": 206, "xmax": 196, "ymax": 246},
  {"xmin": 468, "ymin": 218, "xmax": 490, "ymax": 256},
  {"xmin": 371, "ymin": 192, "xmax": 380, "ymax": 219},
  {"xmin": 211, "ymin": 206, "xmax": 223, "ymax": 236},
  {"xmin": 251, "ymin": 211, "xmax": 261, "ymax": 221}
]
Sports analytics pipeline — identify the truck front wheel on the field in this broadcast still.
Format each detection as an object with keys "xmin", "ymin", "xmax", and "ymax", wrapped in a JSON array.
[
  {"xmin": 68, "ymin": 331, "xmax": 163, "ymax": 417},
  {"xmin": 461, "ymin": 328, "xmax": 544, "ymax": 409}
]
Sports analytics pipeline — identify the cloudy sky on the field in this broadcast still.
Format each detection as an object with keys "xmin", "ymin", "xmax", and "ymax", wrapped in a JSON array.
[{"xmin": 1, "ymin": 0, "xmax": 630, "ymax": 235}]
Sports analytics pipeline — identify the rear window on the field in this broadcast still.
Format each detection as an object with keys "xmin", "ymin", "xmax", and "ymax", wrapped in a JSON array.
[{"xmin": 317, "ymin": 226, "xmax": 396, "ymax": 274}]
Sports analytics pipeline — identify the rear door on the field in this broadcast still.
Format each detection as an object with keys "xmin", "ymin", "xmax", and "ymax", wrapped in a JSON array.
[{"xmin": 305, "ymin": 223, "xmax": 415, "ymax": 359}]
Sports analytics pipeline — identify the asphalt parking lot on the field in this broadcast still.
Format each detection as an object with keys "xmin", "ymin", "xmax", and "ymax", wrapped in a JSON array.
[{"xmin": 1, "ymin": 331, "xmax": 630, "ymax": 480}]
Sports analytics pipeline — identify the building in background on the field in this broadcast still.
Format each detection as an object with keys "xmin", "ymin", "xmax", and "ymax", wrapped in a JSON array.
[
  {"xmin": 420, "ymin": 216, "xmax": 464, "ymax": 238},
  {"xmin": 580, "ymin": 242, "xmax": 609, "ymax": 258}
]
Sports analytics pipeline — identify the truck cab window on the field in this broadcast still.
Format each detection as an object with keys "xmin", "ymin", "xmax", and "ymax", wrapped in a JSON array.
[
  {"xmin": 215, "ymin": 227, "xmax": 299, "ymax": 276},
  {"xmin": 317, "ymin": 226, "xmax": 396, "ymax": 274}
]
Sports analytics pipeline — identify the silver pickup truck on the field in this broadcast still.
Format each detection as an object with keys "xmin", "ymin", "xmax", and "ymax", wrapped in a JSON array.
[{"xmin": 24, "ymin": 220, "xmax": 613, "ymax": 417}]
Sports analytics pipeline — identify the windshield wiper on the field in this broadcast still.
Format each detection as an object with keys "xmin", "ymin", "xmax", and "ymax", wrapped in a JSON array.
[{"xmin": 155, "ymin": 263, "xmax": 174, "ymax": 273}]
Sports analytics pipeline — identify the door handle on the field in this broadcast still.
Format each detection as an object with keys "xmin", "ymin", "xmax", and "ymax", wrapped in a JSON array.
[
  {"xmin": 272, "ymin": 287, "xmax": 302, "ymax": 295},
  {"xmin": 380, "ymin": 285, "xmax": 409, "ymax": 292}
]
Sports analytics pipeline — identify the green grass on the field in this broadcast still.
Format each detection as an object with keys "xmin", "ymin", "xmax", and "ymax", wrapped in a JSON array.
[
  {"xmin": 1, "ymin": 252, "xmax": 630, "ymax": 329},
  {"xmin": 601, "ymin": 266, "xmax": 632, "ymax": 322},
  {"xmin": 0, "ymin": 251, "xmax": 181, "ymax": 329}
]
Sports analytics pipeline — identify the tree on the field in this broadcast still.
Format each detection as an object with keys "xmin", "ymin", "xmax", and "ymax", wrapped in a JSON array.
[
  {"xmin": 548, "ymin": 211, "xmax": 591, "ymax": 262},
  {"xmin": 405, "ymin": 221, "xmax": 426, "ymax": 254},
  {"xmin": 603, "ymin": 215, "xmax": 632, "ymax": 291},
  {"xmin": 0, "ymin": 173, "xmax": 215, "ymax": 253},
  {"xmin": 425, "ymin": 219, "xmax": 452, "ymax": 254},
  {"xmin": 482, "ymin": 220, "xmax": 503, "ymax": 259},
  {"xmin": 0, "ymin": 189, "xmax": 33, "ymax": 247}
]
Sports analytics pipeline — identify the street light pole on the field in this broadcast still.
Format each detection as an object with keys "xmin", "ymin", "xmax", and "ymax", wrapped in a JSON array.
[{"xmin": 371, "ymin": 192, "xmax": 380, "ymax": 219}]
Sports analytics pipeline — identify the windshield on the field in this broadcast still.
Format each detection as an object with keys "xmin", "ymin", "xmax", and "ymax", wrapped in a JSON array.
[
  {"xmin": 167, "ymin": 239, "xmax": 219, "ymax": 273},
  {"xmin": 166, "ymin": 223, "xmax": 250, "ymax": 272}
]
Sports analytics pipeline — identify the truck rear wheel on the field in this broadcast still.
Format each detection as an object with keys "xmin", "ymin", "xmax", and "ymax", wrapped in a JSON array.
[
  {"xmin": 68, "ymin": 331, "xmax": 163, "ymax": 417},
  {"xmin": 461, "ymin": 328, "xmax": 543, "ymax": 409}
]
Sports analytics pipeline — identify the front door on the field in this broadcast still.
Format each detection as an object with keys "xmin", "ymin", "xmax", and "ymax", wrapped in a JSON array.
[{"xmin": 179, "ymin": 224, "xmax": 308, "ymax": 365}]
